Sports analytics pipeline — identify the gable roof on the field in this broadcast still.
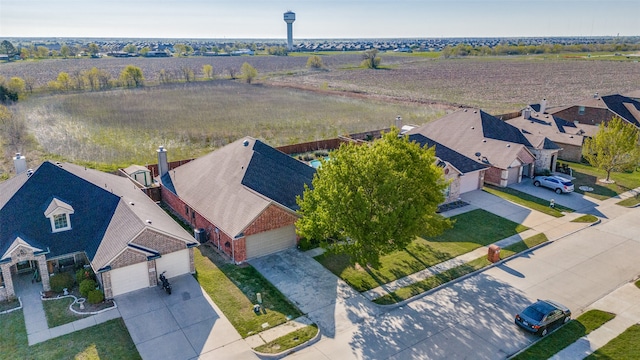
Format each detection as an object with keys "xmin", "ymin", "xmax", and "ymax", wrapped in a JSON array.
[
  {"xmin": 161, "ymin": 137, "xmax": 315, "ymax": 238},
  {"xmin": 0, "ymin": 161, "xmax": 193, "ymax": 269},
  {"xmin": 407, "ymin": 109, "xmax": 534, "ymax": 170},
  {"xmin": 506, "ymin": 112, "xmax": 599, "ymax": 147},
  {"xmin": 549, "ymin": 93, "xmax": 640, "ymax": 128},
  {"xmin": 408, "ymin": 134, "xmax": 488, "ymax": 174}
]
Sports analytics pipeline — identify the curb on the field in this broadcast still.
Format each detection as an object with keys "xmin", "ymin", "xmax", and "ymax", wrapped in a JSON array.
[{"xmin": 252, "ymin": 325, "xmax": 322, "ymax": 360}]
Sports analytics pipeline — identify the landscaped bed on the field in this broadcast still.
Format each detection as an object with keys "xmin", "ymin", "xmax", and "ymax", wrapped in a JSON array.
[
  {"xmin": 374, "ymin": 233, "xmax": 548, "ymax": 304},
  {"xmin": 0, "ymin": 310, "xmax": 140, "ymax": 359},
  {"xmin": 315, "ymin": 209, "xmax": 528, "ymax": 293},
  {"xmin": 512, "ymin": 309, "xmax": 616, "ymax": 360},
  {"xmin": 194, "ymin": 245, "xmax": 304, "ymax": 338}
]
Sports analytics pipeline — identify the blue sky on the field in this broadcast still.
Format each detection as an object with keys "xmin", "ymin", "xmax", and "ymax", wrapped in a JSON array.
[{"xmin": 1, "ymin": 0, "xmax": 638, "ymax": 39}]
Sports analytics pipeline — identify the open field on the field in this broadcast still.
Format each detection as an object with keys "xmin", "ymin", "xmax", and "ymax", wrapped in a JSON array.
[{"xmin": 2, "ymin": 53, "xmax": 639, "ymax": 172}]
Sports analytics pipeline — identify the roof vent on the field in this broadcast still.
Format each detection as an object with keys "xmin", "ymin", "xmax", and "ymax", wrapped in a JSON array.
[
  {"xmin": 473, "ymin": 110, "xmax": 478, "ymax": 113},
  {"xmin": 471, "ymin": 126, "xmax": 475, "ymax": 130},
  {"xmin": 464, "ymin": 109, "xmax": 468, "ymax": 112},
  {"xmin": 129, "ymin": 202, "xmax": 135, "ymax": 206},
  {"xmin": 243, "ymin": 140, "xmax": 250, "ymax": 147},
  {"xmin": 594, "ymin": 92, "xmax": 599, "ymax": 98},
  {"xmin": 506, "ymin": 144, "xmax": 510, "ymax": 147},
  {"xmin": 26, "ymin": 169, "xmax": 34, "ymax": 177},
  {"xmin": 482, "ymin": 139, "xmax": 486, "ymax": 143},
  {"xmin": 475, "ymin": 152, "xmax": 481, "ymax": 157},
  {"xmin": 146, "ymin": 219, "xmax": 152, "ymax": 224}
]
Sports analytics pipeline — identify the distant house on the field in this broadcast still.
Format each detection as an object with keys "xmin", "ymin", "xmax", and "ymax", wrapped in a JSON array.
[
  {"xmin": 146, "ymin": 50, "xmax": 170, "ymax": 57},
  {"xmin": 158, "ymin": 137, "xmax": 315, "ymax": 263},
  {"xmin": 549, "ymin": 93, "xmax": 640, "ymax": 129},
  {"xmin": 506, "ymin": 108, "xmax": 599, "ymax": 162},
  {"xmin": 407, "ymin": 109, "xmax": 552, "ymax": 187},
  {"xmin": 0, "ymin": 160, "xmax": 196, "ymax": 301}
]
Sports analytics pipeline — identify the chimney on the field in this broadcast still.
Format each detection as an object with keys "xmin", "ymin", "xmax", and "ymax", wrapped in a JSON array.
[
  {"xmin": 395, "ymin": 115, "xmax": 402, "ymax": 129},
  {"xmin": 523, "ymin": 109, "xmax": 531, "ymax": 120},
  {"xmin": 539, "ymin": 99, "xmax": 547, "ymax": 114},
  {"xmin": 157, "ymin": 146, "xmax": 169, "ymax": 178},
  {"xmin": 13, "ymin": 153, "xmax": 27, "ymax": 174}
]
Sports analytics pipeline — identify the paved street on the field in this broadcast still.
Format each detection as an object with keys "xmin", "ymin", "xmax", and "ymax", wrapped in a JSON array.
[{"xmin": 252, "ymin": 198, "xmax": 640, "ymax": 359}]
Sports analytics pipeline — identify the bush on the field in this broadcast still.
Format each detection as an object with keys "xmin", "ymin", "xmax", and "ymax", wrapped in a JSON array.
[
  {"xmin": 79, "ymin": 279, "xmax": 97, "ymax": 297},
  {"xmin": 87, "ymin": 289, "xmax": 104, "ymax": 304},
  {"xmin": 76, "ymin": 267, "xmax": 95, "ymax": 284},
  {"xmin": 49, "ymin": 272, "xmax": 75, "ymax": 293}
]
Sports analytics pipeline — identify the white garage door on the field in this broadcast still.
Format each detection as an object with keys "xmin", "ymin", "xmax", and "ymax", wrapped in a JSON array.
[
  {"xmin": 246, "ymin": 225, "xmax": 296, "ymax": 259},
  {"xmin": 110, "ymin": 262, "xmax": 149, "ymax": 297},
  {"xmin": 507, "ymin": 166, "xmax": 520, "ymax": 185},
  {"xmin": 155, "ymin": 250, "xmax": 190, "ymax": 279},
  {"xmin": 459, "ymin": 172, "xmax": 481, "ymax": 194}
]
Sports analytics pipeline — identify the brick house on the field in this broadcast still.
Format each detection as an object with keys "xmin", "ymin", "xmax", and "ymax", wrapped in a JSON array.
[
  {"xmin": 407, "ymin": 109, "xmax": 547, "ymax": 187},
  {"xmin": 0, "ymin": 160, "xmax": 196, "ymax": 301},
  {"xmin": 549, "ymin": 93, "xmax": 640, "ymax": 129},
  {"xmin": 158, "ymin": 137, "xmax": 315, "ymax": 264},
  {"xmin": 506, "ymin": 108, "xmax": 599, "ymax": 163}
]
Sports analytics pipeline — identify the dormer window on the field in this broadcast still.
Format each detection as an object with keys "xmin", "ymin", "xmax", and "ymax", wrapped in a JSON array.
[{"xmin": 44, "ymin": 198, "xmax": 74, "ymax": 233}]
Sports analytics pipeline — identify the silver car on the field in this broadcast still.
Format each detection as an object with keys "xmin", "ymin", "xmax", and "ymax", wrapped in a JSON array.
[{"xmin": 533, "ymin": 176, "xmax": 575, "ymax": 194}]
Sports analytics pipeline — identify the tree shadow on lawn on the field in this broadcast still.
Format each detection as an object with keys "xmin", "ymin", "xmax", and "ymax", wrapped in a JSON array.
[{"xmin": 573, "ymin": 171, "xmax": 619, "ymax": 198}]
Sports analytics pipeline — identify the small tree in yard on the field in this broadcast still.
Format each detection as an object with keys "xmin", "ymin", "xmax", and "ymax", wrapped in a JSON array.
[
  {"xmin": 582, "ymin": 117, "xmax": 640, "ymax": 182},
  {"xmin": 241, "ymin": 62, "xmax": 258, "ymax": 84},
  {"xmin": 306, "ymin": 55, "xmax": 324, "ymax": 69},
  {"xmin": 296, "ymin": 128, "xmax": 451, "ymax": 269}
]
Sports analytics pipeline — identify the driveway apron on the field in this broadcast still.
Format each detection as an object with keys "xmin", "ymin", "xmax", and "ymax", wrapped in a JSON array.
[{"xmin": 116, "ymin": 274, "xmax": 256, "ymax": 360}]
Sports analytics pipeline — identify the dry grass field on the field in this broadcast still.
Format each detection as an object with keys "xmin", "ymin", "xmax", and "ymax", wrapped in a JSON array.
[{"xmin": 1, "ymin": 52, "xmax": 639, "ymax": 174}]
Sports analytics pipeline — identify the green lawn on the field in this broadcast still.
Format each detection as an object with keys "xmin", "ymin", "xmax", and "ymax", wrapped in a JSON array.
[
  {"xmin": 562, "ymin": 161, "xmax": 640, "ymax": 200},
  {"xmin": 617, "ymin": 194, "xmax": 640, "ymax": 207},
  {"xmin": 315, "ymin": 209, "xmax": 528, "ymax": 292},
  {"xmin": 586, "ymin": 323, "xmax": 640, "ymax": 359},
  {"xmin": 483, "ymin": 185, "xmax": 573, "ymax": 217},
  {"xmin": 374, "ymin": 233, "xmax": 548, "ymax": 304},
  {"xmin": 254, "ymin": 324, "xmax": 319, "ymax": 354},
  {"xmin": 571, "ymin": 214, "xmax": 599, "ymax": 223},
  {"xmin": 42, "ymin": 297, "xmax": 89, "ymax": 327},
  {"xmin": 194, "ymin": 245, "xmax": 303, "ymax": 338},
  {"xmin": 513, "ymin": 309, "xmax": 616, "ymax": 360},
  {"xmin": 0, "ymin": 310, "xmax": 140, "ymax": 360}
]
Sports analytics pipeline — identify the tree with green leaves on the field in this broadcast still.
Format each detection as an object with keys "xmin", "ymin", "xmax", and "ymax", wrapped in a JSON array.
[
  {"xmin": 60, "ymin": 44, "xmax": 70, "ymax": 58},
  {"xmin": 240, "ymin": 62, "xmax": 258, "ymax": 84},
  {"xmin": 361, "ymin": 48, "xmax": 381, "ymax": 69},
  {"xmin": 582, "ymin": 117, "xmax": 640, "ymax": 182},
  {"xmin": 88, "ymin": 43, "xmax": 100, "ymax": 56},
  {"xmin": 0, "ymin": 40, "xmax": 17, "ymax": 57},
  {"xmin": 306, "ymin": 55, "xmax": 324, "ymax": 69},
  {"xmin": 123, "ymin": 44, "xmax": 137, "ymax": 53},
  {"xmin": 202, "ymin": 64, "xmax": 214, "ymax": 80},
  {"xmin": 119, "ymin": 65, "xmax": 144, "ymax": 87},
  {"xmin": 7, "ymin": 77, "xmax": 25, "ymax": 97},
  {"xmin": 296, "ymin": 128, "xmax": 451, "ymax": 268}
]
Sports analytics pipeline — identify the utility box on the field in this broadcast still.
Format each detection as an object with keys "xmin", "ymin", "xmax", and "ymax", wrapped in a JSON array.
[{"xmin": 488, "ymin": 245, "xmax": 501, "ymax": 263}]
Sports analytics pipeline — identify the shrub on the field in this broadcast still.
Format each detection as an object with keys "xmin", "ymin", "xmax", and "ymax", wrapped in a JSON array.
[
  {"xmin": 76, "ymin": 267, "xmax": 95, "ymax": 284},
  {"xmin": 49, "ymin": 272, "xmax": 75, "ymax": 293},
  {"xmin": 87, "ymin": 289, "xmax": 104, "ymax": 304},
  {"xmin": 79, "ymin": 279, "xmax": 97, "ymax": 297}
]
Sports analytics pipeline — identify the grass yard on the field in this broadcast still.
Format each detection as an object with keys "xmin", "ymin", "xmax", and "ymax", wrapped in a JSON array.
[
  {"xmin": 194, "ymin": 245, "xmax": 303, "ymax": 338},
  {"xmin": 374, "ymin": 233, "xmax": 548, "ymax": 304},
  {"xmin": 586, "ymin": 324, "xmax": 640, "ymax": 359},
  {"xmin": 513, "ymin": 309, "xmax": 616, "ymax": 360},
  {"xmin": 617, "ymin": 194, "xmax": 640, "ymax": 207},
  {"xmin": 0, "ymin": 310, "xmax": 140, "ymax": 360},
  {"xmin": 42, "ymin": 297, "xmax": 89, "ymax": 327},
  {"xmin": 315, "ymin": 209, "xmax": 528, "ymax": 292},
  {"xmin": 254, "ymin": 324, "xmax": 319, "ymax": 354},
  {"xmin": 483, "ymin": 185, "xmax": 573, "ymax": 217},
  {"xmin": 571, "ymin": 214, "xmax": 599, "ymax": 223},
  {"xmin": 562, "ymin": 161, "xmax": 640, "ymax": 201}
]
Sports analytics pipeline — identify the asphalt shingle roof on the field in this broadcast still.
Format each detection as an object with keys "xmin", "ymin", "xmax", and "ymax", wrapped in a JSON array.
[{"xmin": 408, "ymin": 134, "xmax": 488, "ymax": 174}]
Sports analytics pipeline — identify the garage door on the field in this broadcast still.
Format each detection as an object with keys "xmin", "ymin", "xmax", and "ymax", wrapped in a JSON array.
[
  {"xmin": 246, "ymin": 225, "xmax": 296, "ymax": 259},
  {"xmin": 459, "ymin": 173, "xmax": 480, "ymax": 193},
  {"xmin": 507, "ymin": 167, "xmax": 520, "ymax": 185},
  {"xmin": 155, "ymin": 249, "xmax": 190, "ymax": 279},
  {"xmin": 110, "ymin": 262, "xmax": 149, "ymax": 297}
]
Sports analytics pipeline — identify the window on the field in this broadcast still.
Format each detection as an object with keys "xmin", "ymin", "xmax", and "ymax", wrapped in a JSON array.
[
  {"xmin": 578, "ymin": 106, "xmax": 585, "ymax": 115},
  {"xmin": 53, "ymin": 214, "xmax": 68, "ymax": 229},
  {"xmin": 443, "ymin": 185, "xmax": 451, "ymax": 198}
]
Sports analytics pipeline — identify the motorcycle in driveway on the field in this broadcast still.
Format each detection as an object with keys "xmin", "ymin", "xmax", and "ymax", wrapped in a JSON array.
[{"xmin": 159, "ymin": 271, "xmax": 172, "ymax": 294}]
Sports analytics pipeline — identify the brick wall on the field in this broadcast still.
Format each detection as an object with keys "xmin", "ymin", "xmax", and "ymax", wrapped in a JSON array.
[
  {"xmin": 244, "ymin": 205, "xmax": 298, "ymax": 236},
  {"xmin": 558, "ymin": 143, "xmax": 583, "ymax": 162},
  {"xmin": 133, "ymin": 229, "xmax": 187, "ymax": 255},
  {"xmin": 484, "ymin": 167, "xmax": 503, "ymax": 186},
  {"xmin": 110, "ymin": 249, "xmax": 148, "ymax": 269}
]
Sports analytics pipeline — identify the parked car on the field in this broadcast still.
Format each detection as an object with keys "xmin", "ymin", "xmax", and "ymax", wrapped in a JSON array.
[
  {"xmin": 515, "ymin": 299, "xmax": 571, "ymax": 336},
  {"xmin": 533, "ymin": 176, "xmax": 574, "ymax": 194}
]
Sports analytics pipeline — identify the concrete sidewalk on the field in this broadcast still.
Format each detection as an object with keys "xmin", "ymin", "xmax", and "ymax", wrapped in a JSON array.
[{"xmin": 549, "ymin": 282, "xmax": 640, "ymax": 360}]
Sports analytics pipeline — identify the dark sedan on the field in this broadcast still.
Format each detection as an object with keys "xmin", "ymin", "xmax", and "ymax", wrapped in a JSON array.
[{"xmin": 515, "ymin": 299, "xmax": 571, "ymax": 336}]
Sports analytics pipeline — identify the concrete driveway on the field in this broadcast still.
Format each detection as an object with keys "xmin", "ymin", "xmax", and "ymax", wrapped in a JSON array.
[
  {"xmin": 116, "ymin": 274, "xmax": 256, "ymax": 360},
  {"xmin": 509, "ymin": 178, "xmax": 600, "ymax": 213}
]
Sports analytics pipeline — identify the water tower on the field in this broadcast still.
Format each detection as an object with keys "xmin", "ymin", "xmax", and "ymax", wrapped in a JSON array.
[{"xmin": 283, "ymin": 11, "xmax": 295, "ymax": 51}]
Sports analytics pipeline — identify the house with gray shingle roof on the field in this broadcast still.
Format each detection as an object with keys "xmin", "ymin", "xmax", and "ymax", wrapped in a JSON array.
[
  {"xmin": 158, "ymin": 137, "xmax": 315, "ymax": 264},
  {"xmin": 0, "ymin": 161, "xmax": 196, "ymax": 301},
  {"xmin": 407, "ymin": 108, "xmax": 547, "ymax": 187},
  {"xmin": 549, "ymin": 93, "xmax": 640, "ymax": 129}
]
